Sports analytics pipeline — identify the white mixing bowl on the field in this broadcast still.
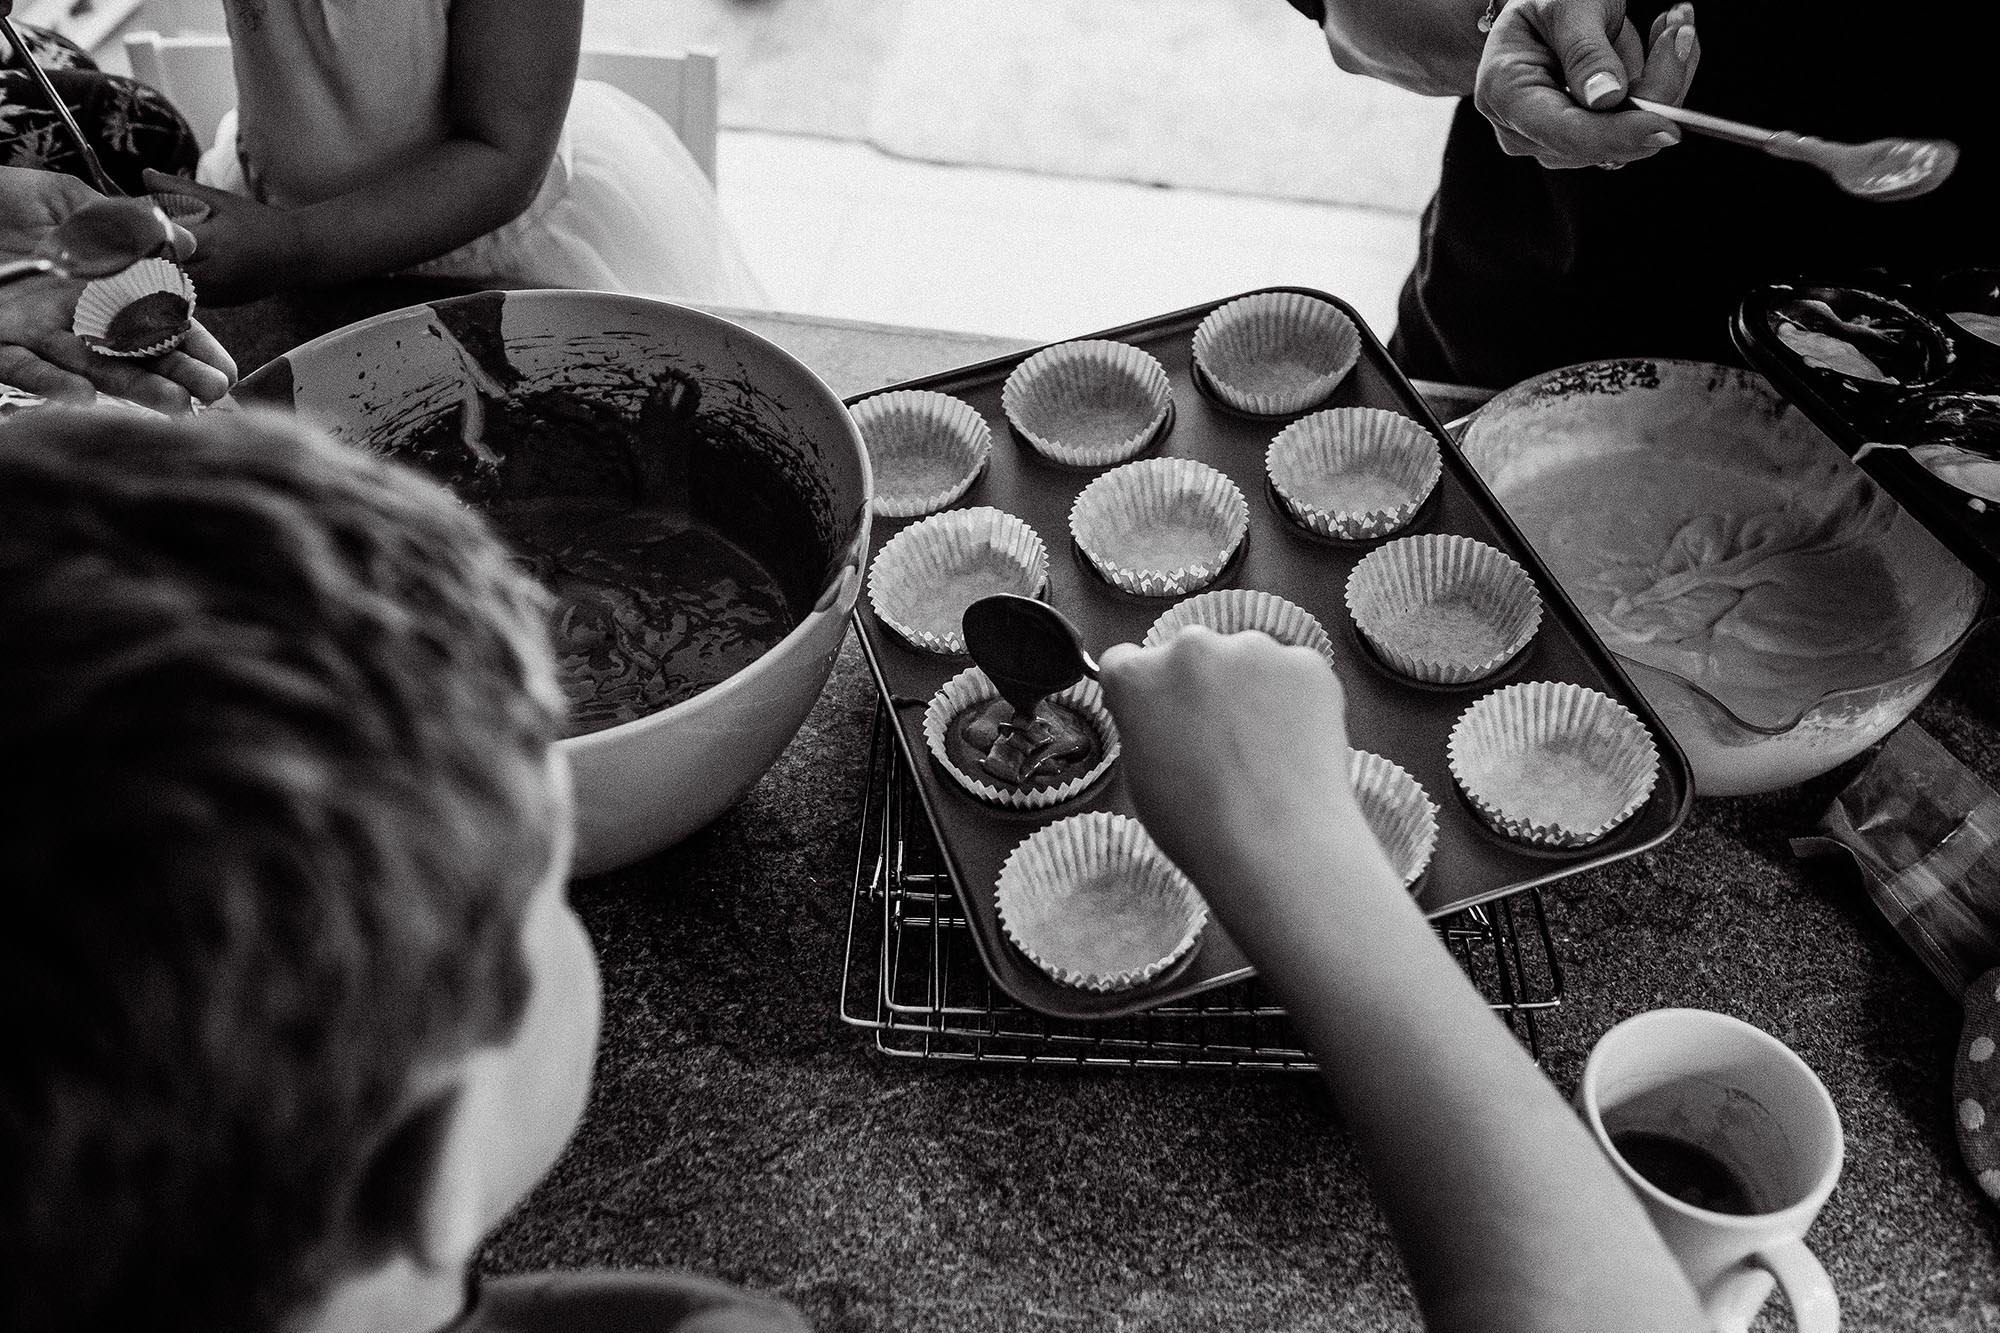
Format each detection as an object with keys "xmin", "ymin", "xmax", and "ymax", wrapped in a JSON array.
[{"xmin": 232, "ymin": 290, "xmax": 871, "ymax": 873}]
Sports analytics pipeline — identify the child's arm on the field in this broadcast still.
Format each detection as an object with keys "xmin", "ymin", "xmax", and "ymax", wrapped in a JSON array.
[
  {"xmin": 156, "ymin": 0, "xmax": 585, "ymax": 305},
  {"xmin": 1097, "ymin": 627, "xmax": 1705, "ymax": 1333}
]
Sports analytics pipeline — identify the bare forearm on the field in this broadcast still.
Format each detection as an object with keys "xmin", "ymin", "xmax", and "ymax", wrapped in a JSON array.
[
  {"xmin": 1318, "ymin": 0, "xmax": 1488, "ymax": 97},
  {"xmin": 282, "ymin": 138, "xmax": 545, "ymax": 286},
  {"xmin": 1214, "ymin": 816, "xmax": 1705, "ymax": 1333}
]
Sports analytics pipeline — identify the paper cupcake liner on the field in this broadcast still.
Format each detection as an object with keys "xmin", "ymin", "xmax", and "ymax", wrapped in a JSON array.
[
  {"xmin": 923, "ymin": 667, "xmax": 1121, "ymax": 810},
  {"xmin": 1267, "ymin": 407, "xmax": 1442, "ymax": 541},
  {"xmin": 867, "ymin": 506, "xmax": 1048, "ymax": 654},
  {"xmin": 995, "ymin": 811, "xmax": 1208, "ymax": 992},
  {"xmin": 1142, "ymin": 588, "xmax": 1335, "ymax": 664},
  {"xmin": 148, "ymin": 190, "xmax": 213, "ymax": 225},
  {"xmin": 1345, "ymin": 533, "xmax": 1543, "ymax": 684},
  {"xmin": 1069, "ymin": 457, "xmax": 1249, "ymax": 597},
  {"xmin": 73, "ymin": 258, "xmax": 196, "ymax": 358},
  {"xmin": 850, "ymin": 388, "xmax": 993, "ymax": 519},
  {"xmin": 1001, "ymin": 339, "xmax": 1172, "ymax": 467},
  {"xmin": 1192, "ymin": 291, "xmax": 1363, "ymax": 415},
  {"xmin": 1447, "ymin": 681, "xmax": 1660, "ymax": 849},
  {"xmin": 1351, "ymin": 749, "xmax": 1439, "ymax": 888}
]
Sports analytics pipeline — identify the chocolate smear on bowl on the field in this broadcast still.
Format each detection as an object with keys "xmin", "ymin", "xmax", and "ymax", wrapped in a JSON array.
[{"xmin": 391, "ymin": 336, "xmax": 831, "ymax": 736}]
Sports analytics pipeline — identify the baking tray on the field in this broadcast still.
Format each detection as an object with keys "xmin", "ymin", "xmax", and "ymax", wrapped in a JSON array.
[
  {"xmin": 851, "ymin": 288, "xmax": 1693, "ymax": 1020},
  {"xmin": 1733, "ymin": 271, "xmax": 2000, "ymax": 587}
]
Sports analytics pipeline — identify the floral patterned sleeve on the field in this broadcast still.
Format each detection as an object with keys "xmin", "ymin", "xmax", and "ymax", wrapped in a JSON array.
[{"xmin": 1, "ymin": 21, "xmax": 201, "ymax": 194}]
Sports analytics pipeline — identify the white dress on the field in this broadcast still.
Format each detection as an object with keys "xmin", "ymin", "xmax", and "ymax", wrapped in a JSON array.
[{"xmin": 196, "ymin": 0, "xmax": 767, "ymax": 305}]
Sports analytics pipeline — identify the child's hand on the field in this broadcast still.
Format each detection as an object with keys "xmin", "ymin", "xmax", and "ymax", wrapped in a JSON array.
[
  {"xmin": 1097, "ymin": 626, "xmax": 1361, "ymax": 903},
  {"xmin": 142, "ymin": 170, "xmax": 301, "ymax": 307}
]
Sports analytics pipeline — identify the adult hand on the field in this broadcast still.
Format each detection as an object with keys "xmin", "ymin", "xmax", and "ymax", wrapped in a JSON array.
[
  {"xmin": 0, "ymin": 167, "xmax": 236, "ymax": 412},
  {"xmin": 1097, "ymin": 626, "xmax": 1360, "ymax": 903},
  {"xmin": 1474, "ymin": 0, "xmax": 1701, "ymax": 170},
  {"xmin": 144, "ymin": 168, "xmax": 302, "ymax": 307}
]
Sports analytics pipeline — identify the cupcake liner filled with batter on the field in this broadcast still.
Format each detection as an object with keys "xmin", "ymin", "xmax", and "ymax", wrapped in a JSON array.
[
  {"xmin": 923, "ymin": 667, "xmax": 1120, "ymax": 810},
  {"xmin": 73, "ymin": 258, "xmax": 196, "ymax": 359}
]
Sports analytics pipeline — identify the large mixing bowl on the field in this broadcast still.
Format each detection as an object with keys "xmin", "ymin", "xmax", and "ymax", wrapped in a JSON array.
[
  {"xmin": 232, "ymin": 290, "xmax": 871, "ymax": 874},
  {"xmin": 1460, "ymin": 359, "xmax": 1986, "ymax": 796}
]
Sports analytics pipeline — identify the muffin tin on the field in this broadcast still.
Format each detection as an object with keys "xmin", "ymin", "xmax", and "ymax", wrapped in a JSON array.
[
  {"xmin": 1735, "ymin": 272, "xmax": 2000, "ymax": 587},
  {"xmin": 853, "ymin": 289, "xmax": 1692, "ymax": 1020}
]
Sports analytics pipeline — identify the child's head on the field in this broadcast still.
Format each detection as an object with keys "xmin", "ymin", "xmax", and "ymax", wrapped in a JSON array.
[{"xmin": 0, "ymin": 409, "xmax": 599, "ymax": 1333}]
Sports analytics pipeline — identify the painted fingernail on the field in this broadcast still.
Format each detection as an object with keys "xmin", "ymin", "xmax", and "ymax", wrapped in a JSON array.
[
  {"xmin": 1648, "ymin": 130, "xmax": 1679, "ymax": 148},
  {"xmin": 1674, "ymin": 24, "xmax": 1695, "ymax": 59},
  {"xmin": 1583, "ymin": 72, "xmax": 1621, "ymax": 107}
]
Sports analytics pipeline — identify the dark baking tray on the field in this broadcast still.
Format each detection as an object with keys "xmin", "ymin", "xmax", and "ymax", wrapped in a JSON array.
[
  {"xmin": 852, "ymin": 288, "xmax": 1692, "ymax": 1020},
  {"xmin": 1734, "ymin": 272, "xmax": 2000, "ymax": 587}
]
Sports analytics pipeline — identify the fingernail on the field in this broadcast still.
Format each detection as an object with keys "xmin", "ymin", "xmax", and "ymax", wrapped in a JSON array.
[
  {"xmin": 1648, "ymin": 130, "xmax": 1679, "ymax": 148},
  {"xmin": 1583, "ymin": 72, "xmax": 1621, "ymax": 107},
  {"xmin": 1674, "ymin": 24, "xmax": 1695, "ymax": 59}
]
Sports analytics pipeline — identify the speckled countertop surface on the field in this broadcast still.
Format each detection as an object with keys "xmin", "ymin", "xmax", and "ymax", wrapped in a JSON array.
[{"xmin": 208, "ymin": 299, "xmax": 2000, "ymax": 1330}]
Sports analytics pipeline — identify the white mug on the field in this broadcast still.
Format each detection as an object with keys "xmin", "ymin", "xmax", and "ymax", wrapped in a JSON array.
[{"xmin": 1576, "ymin": 1008, "xmax": 1845, "ymax": 1333}]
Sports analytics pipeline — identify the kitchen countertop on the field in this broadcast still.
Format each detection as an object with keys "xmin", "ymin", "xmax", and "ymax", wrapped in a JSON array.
[{"xmin": 205, "ymin": 293, "xmax": 2000, "ymax": 1331}]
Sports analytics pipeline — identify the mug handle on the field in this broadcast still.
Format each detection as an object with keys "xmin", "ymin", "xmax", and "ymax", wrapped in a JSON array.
[{"xmin": 1751, "ymin": 1238, "xmax": 1839, "ymax": 1333}]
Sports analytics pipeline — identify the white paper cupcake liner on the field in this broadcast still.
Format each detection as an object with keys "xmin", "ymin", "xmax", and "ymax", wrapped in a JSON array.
[
  {"xmin": 1351, "ymin": 749, "xmax": 1439, "ymax": 888},
  {"xmin": 867, "ymin": 506, "xmax": 1048, "ymax": 654},
  {"xmin": 995, "ymin": 811, "xmax": 1208, "ymax": 992},
  {"xmin": 850, "ymin": 388, "xmax": 993, "ymax": 519},
  {"xmin": 1192, "ymin": 291, "xmax": 1363, "ymax": 415},
  {"xmin": 1142, "ymin": 588, "xmax": 1335, "ymax": 664},
  {"xmin": 73, "ymin": 258, "xmax": 196, "ymax": 358},
  {"xmin": 1069, "ymin": 457, "xmax": 1249, "ymax": 597},
  {"xmin": 148, "ymin": 190, "xmax": 212, "ymax": 225},
  {"xmin": 1267, "ymin": 407, "xmax": 1443, "ymax": 541},
  {"xmin": 1344, "ymin": 533, "xmax": 1543, "ymax": 684},
  {"xmin": 1001, "ymin": 339, "xmax": 1173, "ymax": 467},
  {"xmin": 1447, "ymin": 681, "xmax": 1660, "ymax": 849},
  {"xmin": 923, "ymin": 668, "xmax": 1121, "ymax": 810}
]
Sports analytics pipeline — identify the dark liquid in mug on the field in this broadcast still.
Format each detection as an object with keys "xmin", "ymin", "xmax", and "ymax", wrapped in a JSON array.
[{"xmin": 1610, "ymin": 1130, "xmax": 1758, "ymax": 1215}]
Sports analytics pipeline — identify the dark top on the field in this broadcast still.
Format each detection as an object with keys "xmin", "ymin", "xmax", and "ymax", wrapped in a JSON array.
[{"xmin": 1287, "ymin": 0, "xmax": 2000, "ymax": 388}]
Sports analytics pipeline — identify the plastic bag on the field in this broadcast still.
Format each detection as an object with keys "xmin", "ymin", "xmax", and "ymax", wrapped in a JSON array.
[{"xmin": 1793, "ymin": 721, "xmax": 2000, "ymax": 996}]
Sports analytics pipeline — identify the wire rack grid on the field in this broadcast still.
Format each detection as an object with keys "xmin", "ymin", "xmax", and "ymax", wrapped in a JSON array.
[{"xmin": 840, "ymin": 699, "xmax": 1567, "ymax": 1071}]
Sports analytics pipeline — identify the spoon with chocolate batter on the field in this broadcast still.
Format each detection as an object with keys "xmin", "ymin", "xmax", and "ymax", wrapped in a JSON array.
[
  {"xmin": 0, "ymin": 196, "xmax": 179, "ymax": 288},
  {"xmin": 962, "ymin": 594, "xmax": 1098, "ymax": 718}
]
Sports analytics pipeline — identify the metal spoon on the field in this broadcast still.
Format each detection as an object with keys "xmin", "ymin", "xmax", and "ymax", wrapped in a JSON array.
[
  {"xmin": 0, "ymin": 196, "xmax": 179, "ymax": 288},
  {"xmin": 1629, "ymin": 96, "xmax": 1958, "ymax": 202},
  {"xmin": 961, "ymin": 594, "xmax": 1099, "ymax": 719}
]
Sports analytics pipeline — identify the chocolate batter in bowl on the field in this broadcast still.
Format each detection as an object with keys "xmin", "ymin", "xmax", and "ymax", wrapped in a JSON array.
[
  {"xmin": 1461, "ymin": 359, "xmax": 1986, "ymax": 796},
  {"xmin": 230, "ymin": 290, "xmax": 872, "ymax": 872}
]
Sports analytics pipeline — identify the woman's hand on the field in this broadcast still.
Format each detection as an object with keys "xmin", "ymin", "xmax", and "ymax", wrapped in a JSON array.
[
  {"xmin": 0, "ymin": 167, "xmax": 236, "ymax": 411},
  {"xmin": 142, "ymin": 169, "xmax": 300, "ymax": 307},
  {"xmin": 1474, "ymin": 0, "xmax": 1701, "ymax": 170}
]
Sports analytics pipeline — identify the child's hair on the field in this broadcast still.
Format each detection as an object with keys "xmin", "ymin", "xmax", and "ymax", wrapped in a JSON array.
[{"xmin": 0, "ymin": 409, "xmax": 568, "ymax": 1333}]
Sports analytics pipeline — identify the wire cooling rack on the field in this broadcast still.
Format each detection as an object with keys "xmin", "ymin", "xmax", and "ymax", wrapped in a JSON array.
[{"xmin": 840, "ymin": 699, "xmax": 1566, "ymax": 1070}]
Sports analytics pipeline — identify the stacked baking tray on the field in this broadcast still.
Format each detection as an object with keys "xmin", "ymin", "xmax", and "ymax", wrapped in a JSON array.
[{"xmin": 847, "ymin": 289, "xmax": 1692, "ymax": 1034}]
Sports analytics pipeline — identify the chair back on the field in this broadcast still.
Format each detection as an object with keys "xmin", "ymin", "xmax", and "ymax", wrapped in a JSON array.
[{"xmin": 122, "ymin": 31, "xmax": 721, "ymax": 183}]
